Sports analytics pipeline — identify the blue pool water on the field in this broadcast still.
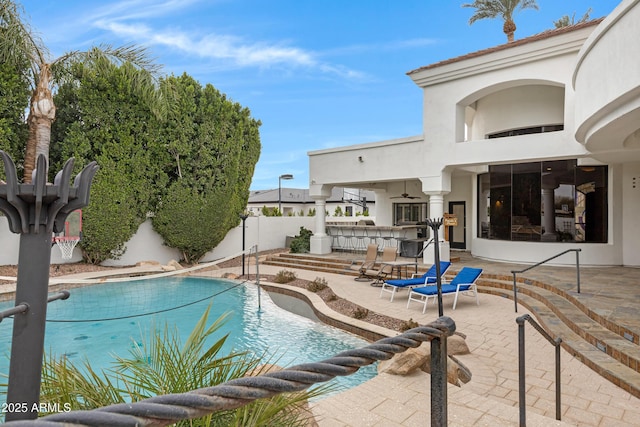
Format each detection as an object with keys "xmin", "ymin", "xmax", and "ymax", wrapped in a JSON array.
[{"xmin": 0, "ymin": 276, "xmax": 376, "ymax": 397}]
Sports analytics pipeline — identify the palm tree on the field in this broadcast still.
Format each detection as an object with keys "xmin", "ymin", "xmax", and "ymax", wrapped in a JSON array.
[
  {"xmin": 0, "ymin": 0, "xmax": 161, "ymax": 182},
  {"xmin": 553, "ymin": 8, "xmax": 592, "ymax": 28},
  {"xmin": 462, "ymin": 0, "xmax": 540, "ymax": 43}
]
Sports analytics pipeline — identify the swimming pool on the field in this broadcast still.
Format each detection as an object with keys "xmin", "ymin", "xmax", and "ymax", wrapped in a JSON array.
[{"xmin": 0, "ymin": 276, "xmax": 376, "ymax": 398}]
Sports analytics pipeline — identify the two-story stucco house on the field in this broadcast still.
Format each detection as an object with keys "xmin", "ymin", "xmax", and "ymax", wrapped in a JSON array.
[{"xmin": 307, "ymin": 0, "xmax": 640, "ymax": 266}]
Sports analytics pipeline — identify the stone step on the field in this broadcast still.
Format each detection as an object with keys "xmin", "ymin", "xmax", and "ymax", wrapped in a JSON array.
[{"xmin": 480, "ymin": 285, "xmax": 640, "ymax": 398}]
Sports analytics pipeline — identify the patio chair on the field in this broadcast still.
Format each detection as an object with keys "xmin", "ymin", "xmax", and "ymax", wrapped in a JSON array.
[
  {"xmin": 349, "ymin": 243, "xmax": 378, "ymax": 281},
  {"xmin": 362, "ymin": 246, "xmax": 398, "ymax": 285},
  {"xmin": 380, "ymin": 261, "xmax": 451, "ymax": 302},
  {"xmin": 407, "ymin": 267, "xmax": 482, "ymax": 313}
]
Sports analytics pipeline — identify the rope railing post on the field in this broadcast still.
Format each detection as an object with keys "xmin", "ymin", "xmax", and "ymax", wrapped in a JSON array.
[
  {"xmin": 430, "ymin": 328, "xmax": 448, "ymax": 427},
  {"xmin": 516, "ymin": 314, "xmax": 563, "ymax": 426}
]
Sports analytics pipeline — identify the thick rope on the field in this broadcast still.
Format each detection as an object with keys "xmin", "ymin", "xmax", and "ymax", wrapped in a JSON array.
[{"xmin": 3, "ymin": 317, "xmax": 455, "ymax": 426}]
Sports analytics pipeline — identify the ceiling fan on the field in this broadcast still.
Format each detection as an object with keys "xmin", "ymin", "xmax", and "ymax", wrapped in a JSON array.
[{"xmin": 391, "ymin": 181, "xmax": 419, "ymax": 199}]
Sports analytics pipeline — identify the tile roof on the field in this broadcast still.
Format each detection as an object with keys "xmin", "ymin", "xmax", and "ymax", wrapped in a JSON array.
[{"xmin": 407, "ymin": 18, "xmax": 604, "ymax": 75}]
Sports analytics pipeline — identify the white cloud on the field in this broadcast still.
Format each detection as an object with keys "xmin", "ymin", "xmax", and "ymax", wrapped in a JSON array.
[{"xmin": 88, "ymin": 1, "xmax": 365, "ymax": 79}]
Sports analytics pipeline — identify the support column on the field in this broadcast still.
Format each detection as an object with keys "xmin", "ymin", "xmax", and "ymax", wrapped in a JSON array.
[
  {"xmin": 310, "ymin": 197, "xmax": 331, "ymax": 254},
  {"xmin": 424, "ymin": 193, "xmax": 450, "ymax": 262},
  {"xmin": 429, "ymin": 194, "xmax": 445, "ymax": 241}
]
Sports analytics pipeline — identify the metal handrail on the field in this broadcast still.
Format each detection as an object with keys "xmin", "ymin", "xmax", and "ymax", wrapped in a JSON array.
[
  {"xmin": 414, "ymin": 237, "xmax": 434, "ymax": 263},
  {"xmin": 517, "ymin": 314, "xmax": 562, "ymax": 426},
  {"xmin": 511, "ymin": 248, "xmax": 581, "ymax": 312}
]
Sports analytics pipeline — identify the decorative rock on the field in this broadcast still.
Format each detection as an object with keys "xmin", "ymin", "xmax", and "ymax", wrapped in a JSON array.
[
  {"xmin": 421, "ymin": 354, "xmax": 472, "ymax": 386},
  {"xmin": 448, "ymin": 333, "xmax": 471, "ymax": 355},
  {"xmin": 161, "ymin": 265, "xmax": 177, "ymax": 272},
  {"xmin": 223, "ymin": 272, "xmax": 240, "ymax": 279},
  {"xmin": 167, "ymin": 259, "xmax": 183, "ymax": 270},
  {"xmin": 136, "ymin": 260, "xmax": 161, "ymax": 266},
  {"xmin": 377, "ymin": 343, "xmax": 429, "ymax": 375},
  {"xmin": 379, "ymin": 341, "xmax": 472, "ymax": 386}
]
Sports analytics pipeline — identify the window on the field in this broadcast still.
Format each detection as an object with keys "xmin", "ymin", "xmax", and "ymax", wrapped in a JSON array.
[
  {"xmin": 487, "ymin": 124, "xmax": 564, "ymax": 139},
  {"xmin": 477, "ymin": 160, "xmax": 607, "ymax": 243},
  {"xmin": 393, "ymin": 203, "xmax": 426, "ymax": 225}
]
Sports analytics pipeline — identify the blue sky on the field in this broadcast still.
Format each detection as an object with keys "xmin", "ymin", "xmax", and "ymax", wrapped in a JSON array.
[{"xmin": 19, "ymin": 0, "xmax": 622, "ymax": 190}]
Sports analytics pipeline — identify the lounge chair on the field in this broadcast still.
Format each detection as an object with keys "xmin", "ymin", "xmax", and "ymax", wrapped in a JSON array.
[
  {"xmin": 362, "ymin": 246, "xmax": 398, "ymax": 285},
  {"xmin": 349, "ymin": 243, "xmax": 378, "ymax": 281},
  {"xmin": 407, "ymin": 267, "xmax": 482, "ymax": 313},
  {"xmin": 380, "ymin": 261, "xmax": 451, "ymax": 302}
]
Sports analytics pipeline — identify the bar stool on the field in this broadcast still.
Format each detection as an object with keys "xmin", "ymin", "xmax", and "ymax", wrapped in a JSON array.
[
  {"xmin": 326, "ymin": 226, "xmax": 338, "ymax": 250},
  {"xmin": 380, "ymin": 226, "xmax": 395, "ymax": 248},
  {"xmin": 393, "ymin": 227, "xmax": 408, "ymax": 252},
  {"xmin": 352, "ymin": 226, "xmax": 368, "ymax": 253},
  {"xmin": 341, "ymin": 226, "xmax": 354, "ymax": 252}
]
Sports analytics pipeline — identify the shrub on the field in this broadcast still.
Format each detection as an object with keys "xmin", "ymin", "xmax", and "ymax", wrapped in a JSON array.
[
  {"xmin": 352, "ymin": 307, "xmax": 369, "ymax": 320},
  {"xmin": 273, "ymin": 270, "xmax": 297, "ymax": 283},
  {"xmin": 400, "ymin": 318, "xmax": 420, "ymax": 332},
  {"xmin": 290, "ymin": 227, "xmax": 312, "ymax": 253},
  {"xmin": 308, "ymin": 277, "xmax": 328, "ymax": 292}
]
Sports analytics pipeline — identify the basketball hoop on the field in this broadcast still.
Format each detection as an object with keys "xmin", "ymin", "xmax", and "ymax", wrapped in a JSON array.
[{"xmin": 54, "ymin": 236, "xmax": 80, "ymax": 260}]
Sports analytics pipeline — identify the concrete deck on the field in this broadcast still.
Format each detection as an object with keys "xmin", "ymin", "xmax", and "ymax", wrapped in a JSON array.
[{"xmin": 214, "ymin": 252, "xmax": 640, "ymax": 426}]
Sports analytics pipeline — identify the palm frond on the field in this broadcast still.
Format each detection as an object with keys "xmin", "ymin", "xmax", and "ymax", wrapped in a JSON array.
[
  {"xmin": 56, "ymin": 43, "xmax": 162, "ymax": 77},
  {"xmin": 39, "ymin": 305, "xmax": 329, "ymax": 426},
  {"xmin": 0, "ymin": 0, "xmax": 48, "ymax": 87}
]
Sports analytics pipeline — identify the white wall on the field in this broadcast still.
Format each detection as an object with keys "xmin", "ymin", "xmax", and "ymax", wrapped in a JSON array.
[
  {"xmin": 622, "ymin": 162, "xmax": 640, "ymax": 265},
  {"xmin": 101, "ymin": 220, "xmax": 182, "ymax": 267},
  {"xmin": 0, "ymin": 216, "xmax": 316, "ymax": 267},
  {"xmin": 472, "ymin": 85, "xmax": 565, "ymax": 138},
  {"xmin": 200, "ymin": 216, "xmax": 315, "ymax": 262},
  {"xmin": 0, "ymin": 217, "xmax": 21, "ymax": 265}
]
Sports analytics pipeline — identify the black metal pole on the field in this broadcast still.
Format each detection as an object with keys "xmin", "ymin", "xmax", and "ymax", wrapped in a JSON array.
[
  {"xmin": 426, "ymin": 218, "xmax": 444, "ymax": 317},
  {"xmin": 5, "ymin": 228, "xmax": 53, "ymax": 420},
  {"xmin": 517, "ymin": 315, "xmax": 527, "ymax": 427},
  {"xmin": 240, "ymin": 214, "xmax": 248, "ymax": 276},
  {"xmin": 430, "ymin": 332, "xmax": 448, "ymax": 427}
]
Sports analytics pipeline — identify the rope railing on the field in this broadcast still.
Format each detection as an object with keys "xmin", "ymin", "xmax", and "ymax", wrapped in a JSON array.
[{"xmin": 3, "ymin": 316, "xmax": 456, "ymax": 426}]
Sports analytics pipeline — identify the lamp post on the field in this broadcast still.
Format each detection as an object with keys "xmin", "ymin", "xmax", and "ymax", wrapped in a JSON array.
[
  {"xmin": 278, "ymin": 174, "xmax": 293, "ymax": 215},
  {"xmin": 239, "ymin": 212, "xmax": 249, "ymax": 276}
]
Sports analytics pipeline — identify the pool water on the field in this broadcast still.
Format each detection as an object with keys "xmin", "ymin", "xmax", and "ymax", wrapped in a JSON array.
[{"xmin": 0, "ymin": 276, "xmax": 376, "ymax": 396}]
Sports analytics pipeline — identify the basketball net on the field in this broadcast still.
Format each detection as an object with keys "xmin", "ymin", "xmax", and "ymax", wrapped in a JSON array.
[{"xmin": 54, "ymin": 236, "xmax": 80, "ymax": 260}]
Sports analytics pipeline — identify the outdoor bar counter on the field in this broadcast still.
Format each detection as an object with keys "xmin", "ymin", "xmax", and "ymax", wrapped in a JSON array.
[{"xmin": 326, "ymin": 224, "xmax": 422, "ymax": 252}]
